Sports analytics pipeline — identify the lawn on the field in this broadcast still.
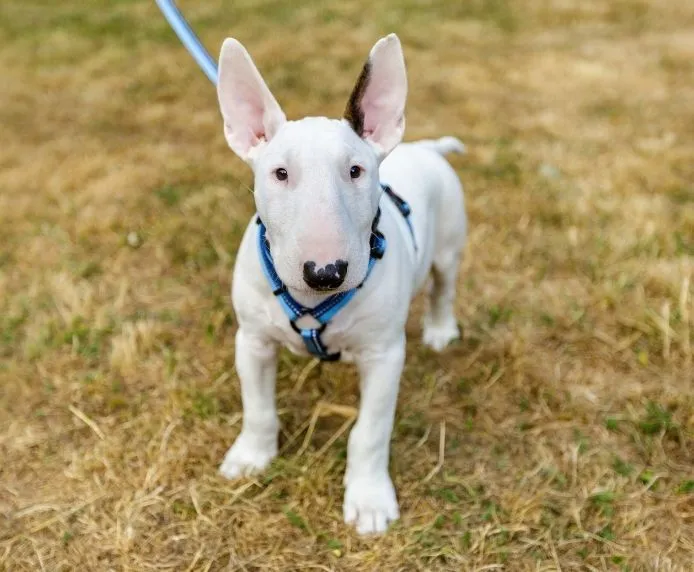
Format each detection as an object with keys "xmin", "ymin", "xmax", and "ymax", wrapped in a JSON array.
[{"xmin": 1, "ymin": 0, "xmax": 693, "ymax": 570}]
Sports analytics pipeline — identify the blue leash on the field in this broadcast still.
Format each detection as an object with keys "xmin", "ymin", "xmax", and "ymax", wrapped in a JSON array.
[{"xmin": 155, "ymin": 0, "xmax": 218, "ymax": 84}]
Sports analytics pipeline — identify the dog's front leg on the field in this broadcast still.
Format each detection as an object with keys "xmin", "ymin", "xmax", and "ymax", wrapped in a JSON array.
[
  {"xmin": 344, "ymin": 336, "xmax": 405, "ymax": 535},
  {"xmin": 219, "ymin": 327, "xmax": 278, "ymax": 479}
]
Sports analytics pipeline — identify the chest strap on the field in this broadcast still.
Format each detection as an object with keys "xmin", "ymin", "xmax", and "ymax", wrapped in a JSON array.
[{"xmin": 257, "ymin": 184, "xmax": 414, "ymax": 361}]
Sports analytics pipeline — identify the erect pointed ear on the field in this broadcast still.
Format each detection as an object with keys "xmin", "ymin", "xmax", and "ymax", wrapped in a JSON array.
[
  {"xmin": 217, "ymin": 38, "xmax": 286, "ymax": 163},
  {"xmin": 343, "ymin": 34, "xmax": 407, "ymax": 160}
]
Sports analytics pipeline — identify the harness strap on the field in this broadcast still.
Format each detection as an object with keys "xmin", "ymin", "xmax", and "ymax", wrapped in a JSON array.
[
  {"xmin": 257, "ymin": 184, "xmax": 413, "ymax": 361},
  {"xmin": 382, "ymin": 184, "xmax": 417, "ymax": 250}
]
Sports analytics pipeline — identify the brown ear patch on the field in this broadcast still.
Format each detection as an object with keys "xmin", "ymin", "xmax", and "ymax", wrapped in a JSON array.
[{"xmin": 344, "ymin": 61, "xmax": 371, "ymax": 136}]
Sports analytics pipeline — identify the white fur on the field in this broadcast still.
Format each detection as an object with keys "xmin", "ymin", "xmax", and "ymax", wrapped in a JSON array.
[{"xmin": 216, "ymin": 34, "xmax": 467, "ymax": 535}]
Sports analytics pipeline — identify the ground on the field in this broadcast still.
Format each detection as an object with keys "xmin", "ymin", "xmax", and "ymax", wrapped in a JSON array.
[{"xmin": 1, "ymin": 0, "xmax": 693, "ymax": 570}]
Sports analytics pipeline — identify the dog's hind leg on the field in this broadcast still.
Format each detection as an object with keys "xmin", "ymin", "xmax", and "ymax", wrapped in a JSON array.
[
  {"xmin": 422, "ymin": 246, "xmax": 462, "ymax": 352},
  {"xmin": 414, "ymin": 138, "xmax": 467, "ymax": 352}
]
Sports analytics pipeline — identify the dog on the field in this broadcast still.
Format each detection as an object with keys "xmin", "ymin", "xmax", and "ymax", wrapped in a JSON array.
[{"xmin": 215, "ymin": 33, "xmax": 467, "ymax": 535}]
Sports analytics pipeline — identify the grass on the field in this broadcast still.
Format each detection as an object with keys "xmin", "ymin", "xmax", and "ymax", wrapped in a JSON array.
[{"xmin": 1, "ymin": 0, "xmax": 693, "ymax": 570}]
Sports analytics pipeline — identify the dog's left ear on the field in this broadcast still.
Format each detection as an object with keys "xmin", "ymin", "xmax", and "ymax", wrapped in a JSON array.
[{"xmin": 344, "ymin": 34, "xmax": 407, "ymax": 160}]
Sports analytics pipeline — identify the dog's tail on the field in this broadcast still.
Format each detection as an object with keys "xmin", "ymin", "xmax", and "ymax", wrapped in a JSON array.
[{"xmin": 415, "ymin": 136, "xmax": 466, "ymax": 156}]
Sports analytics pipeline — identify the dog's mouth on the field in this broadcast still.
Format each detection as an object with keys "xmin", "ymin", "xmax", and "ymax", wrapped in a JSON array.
[
  {"xmin": 290, "ymin": 277, "xmax": 354, "ymax": 296},
  {"xmin": 309, "ymin": 284, "xmax": 345, "ymax": 293}
]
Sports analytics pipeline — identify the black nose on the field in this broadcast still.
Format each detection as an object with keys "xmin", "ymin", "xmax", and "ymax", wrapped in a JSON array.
[{"xmin": 303, "ymin": 259, "xmax": 348, "ymax": 291}]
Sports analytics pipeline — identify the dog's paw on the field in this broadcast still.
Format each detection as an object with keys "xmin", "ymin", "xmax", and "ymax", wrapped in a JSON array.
[
  {"xmin": 422, "ymin": 317, "xmax": 459, "ymax": 352},
  {"xmin": 219, "ymin": 434, "xmax": 277, "ymax": 480},
  {"xmin": 343, "ymin": 474, "xmax": 399, "ymax": 535}
]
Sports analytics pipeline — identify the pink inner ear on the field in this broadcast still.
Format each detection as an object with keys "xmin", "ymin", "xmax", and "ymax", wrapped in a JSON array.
[
  {"xmin": 362, "ymin": 85, "xmax": 403, "ymax": 145},
  {"xmin": 352, "ymin": 41, "xmax": 406, "ymax": 155},
  {"xmin": 218, "ymin": 40, "xmax": 287, "ymax": 160},
  {"xmin": 225, "ymin": 92, "xmax": 272, "ymax": 155},
  {"xmin": 247, "ymin": 101, "xmax": 266, "ymax": 141}
]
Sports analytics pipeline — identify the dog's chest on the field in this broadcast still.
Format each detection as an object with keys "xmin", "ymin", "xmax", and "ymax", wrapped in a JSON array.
[{"xmin": 264, "ymin": 297, "xmax": 355, "ymax": 358}]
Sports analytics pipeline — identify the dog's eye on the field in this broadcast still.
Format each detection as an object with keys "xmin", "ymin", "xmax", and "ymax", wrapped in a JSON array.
[
  {"xmin": 274, "ymin": 168, "xmax": 288, "ymax": 182},
  {"xmin": 349, "ymin": 165, "xmax": 362, "ymax": 179}
]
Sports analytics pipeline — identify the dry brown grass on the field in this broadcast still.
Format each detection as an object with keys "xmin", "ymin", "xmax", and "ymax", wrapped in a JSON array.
[{"xmin": 1, "ymin": 0, "xmax": 693, "ymax": 570}]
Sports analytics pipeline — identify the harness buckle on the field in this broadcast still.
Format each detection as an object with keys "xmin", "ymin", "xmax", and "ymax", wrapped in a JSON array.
[
  {"xmin": 272, "ymin": 284, "xmax": 287, "ymax": 296},
  {"xmin": 290, "ymin": 321, "xmax": 339, "ymax": 361},
  {"xmin": 370, "ymin": 230, "xmax": 386, "ymax": 259}
]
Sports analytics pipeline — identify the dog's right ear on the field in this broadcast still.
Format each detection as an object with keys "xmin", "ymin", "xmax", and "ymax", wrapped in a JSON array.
[{"xmin": 217, "ymin": 39, "xmax": 286, "ymax": 163}]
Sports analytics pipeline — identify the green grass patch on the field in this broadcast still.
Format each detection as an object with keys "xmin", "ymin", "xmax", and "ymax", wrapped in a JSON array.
[
  {"xmin": 283, "ymin": 505, "xmax": 309, "ymax": 531},
  {"xmin": 589, "ymin": 491, "xmax": 615, "ymax": 517},
  {"xmin": 638, "ymin": 402, "xmax": 677, "ymax": 436}
]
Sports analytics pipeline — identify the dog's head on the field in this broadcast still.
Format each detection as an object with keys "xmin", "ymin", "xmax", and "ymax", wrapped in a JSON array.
[{"xmin": 217, "ymin": 35, "xmax": 407, "ymax": 294}]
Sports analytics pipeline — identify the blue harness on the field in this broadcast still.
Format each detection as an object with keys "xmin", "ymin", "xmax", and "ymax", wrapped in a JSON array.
[{"xmin": 257, "ymin": 184, "xmax": 415, "ymax": 361}]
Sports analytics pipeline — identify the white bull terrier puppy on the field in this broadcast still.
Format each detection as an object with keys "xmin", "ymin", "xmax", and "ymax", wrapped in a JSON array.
[{"xmin": 216, "ymin": 33, "xmax": 467, "ymax": 535}]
